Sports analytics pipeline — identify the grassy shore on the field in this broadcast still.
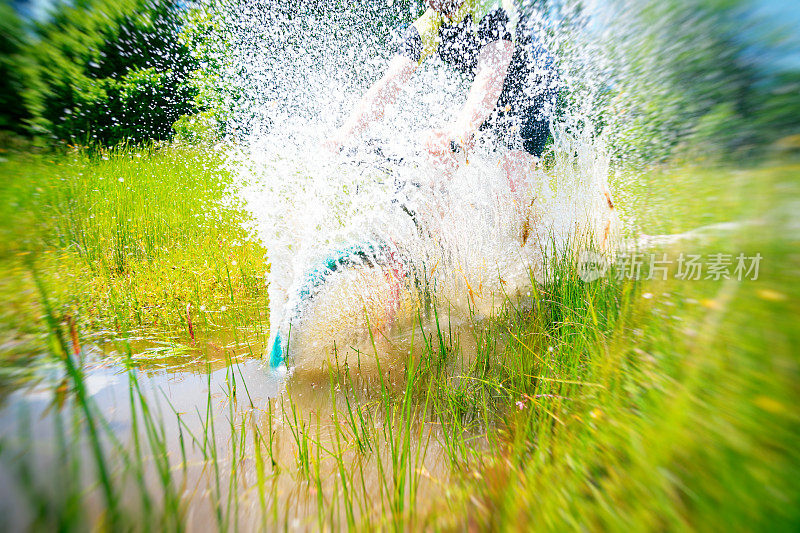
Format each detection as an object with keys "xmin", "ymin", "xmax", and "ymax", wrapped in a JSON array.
[
  {"xmin": 0, "ymin": 144, "xmax": 268, "ymax": 390},
  {"xmin": 0, "ymin": 145, "xmax": 797, "ymax": 530}
]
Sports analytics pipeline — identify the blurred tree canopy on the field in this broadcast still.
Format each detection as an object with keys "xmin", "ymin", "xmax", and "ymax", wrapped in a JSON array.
[
  {"xmin": 601, "ymin": 0, "xmax": 800, "ymax": 162},
  {"xmin": 22, "ymin": 0, "xmax": 198, "ymax": 145},
  {"xmin": 0, "ymin": 1, "xmax": 31, "ymax": 134}
]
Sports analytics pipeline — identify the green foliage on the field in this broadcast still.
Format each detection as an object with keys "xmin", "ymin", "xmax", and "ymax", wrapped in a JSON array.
[
  {"xmin": 600, "ymin": 0, "xmax": 800, "ymax": 163},
  {"xmin": 23, "ymin": 0, "xmax": 198, "ymax": 146},
  {"xmin": 601, "ymin": 0, "xmax": 745, "ymax": 161},
  {"xmin": 0, "ymin": 145, "xmax": 266, "ymax": 336},
  {"xmin": 753, "ymin": 70, "xmax": 800, "ymax": 148},
  {"xmin": 172, "ymin": 111, "xmax": 220, "ymax": 143},
  {"xmin": 178, "ymin": 1, "xmax": 237, "ymax": 136},
  {"xmin": 0, "ymin": 1, "xmax": 31, "ymax": 134}
]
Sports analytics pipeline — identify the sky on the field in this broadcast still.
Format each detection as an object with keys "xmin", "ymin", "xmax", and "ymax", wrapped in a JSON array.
[
  {"xmin": 12, "ymin": 0, "xmax": 56, "ymax": 22},
  {"xmin": 747, "ymin": 0, "xmax": 800, "ymax": 71}
]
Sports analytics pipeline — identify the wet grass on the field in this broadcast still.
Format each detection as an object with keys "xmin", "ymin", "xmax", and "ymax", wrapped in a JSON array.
[
  {"xmin": 0, "ymin": 143, "xmax": 268, "ymax": 395},
  {"xmin": 0, "ymin": 146, "xmax": 798, "ymax": 530}
]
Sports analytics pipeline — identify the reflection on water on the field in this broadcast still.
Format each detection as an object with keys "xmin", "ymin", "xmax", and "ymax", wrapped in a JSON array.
[
  {"xmin": 0, "ymin": 317, "xmax": 487, "ymax": 530},
  {"xmin": 0, "ymin": 330, "xmax": 281, "ymax": 530}
]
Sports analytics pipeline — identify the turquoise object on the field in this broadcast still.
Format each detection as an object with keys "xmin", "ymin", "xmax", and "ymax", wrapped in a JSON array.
[
  {"xmin": 269, "ymin": 331, "xmax": 284, "ymax": 368},
  {"xmin": 267, "ymin": 239, "xmax": 398, "ymax": 369}
]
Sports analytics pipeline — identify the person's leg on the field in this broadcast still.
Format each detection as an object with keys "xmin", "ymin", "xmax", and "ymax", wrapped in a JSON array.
[
  {"xmin": 500, "ymin": 148, "xmax": 537, "ymax": 197},
  {"xmin": 502, "ymin": 104, "xmax": 550, "ymax": 202},
  {"xmin": 498, "ymin": 148, "xmax": 537, "ymax": 244},
  {"xmin": 496, "ymin": 102, "xmax": 551, "ymax": 243}
]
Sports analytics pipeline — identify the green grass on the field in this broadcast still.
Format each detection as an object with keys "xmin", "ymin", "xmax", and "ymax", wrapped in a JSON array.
[
  {"xmin": 0, "ymin": 143, "xmax": 268, "ymax": 393},
  {"xmin": 0, "ymin": 145, "xmax": 798, "ymax": 531}
]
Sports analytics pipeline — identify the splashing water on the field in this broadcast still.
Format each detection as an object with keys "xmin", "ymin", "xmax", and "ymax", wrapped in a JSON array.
[{"xmin": 198, "ymin": 1, "xmax": 620, "ymax": 370}]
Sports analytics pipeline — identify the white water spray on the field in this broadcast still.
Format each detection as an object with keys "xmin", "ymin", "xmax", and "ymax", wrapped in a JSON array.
[{"xmin": 195, "ymin": 1, "xmax": 621, "ymax": 369}]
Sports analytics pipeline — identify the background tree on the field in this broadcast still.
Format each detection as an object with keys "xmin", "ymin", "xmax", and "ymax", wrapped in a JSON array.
[
  {"xmin": 0, "ymin": 1, "xmax": 31, "ymax": 134},
  {"xmin": 24, "ymin": 0, "xmax": 198, "ymax": 146},
  {"xmin": 602, "ymin": 0, "xmax": 800, "ymax": 163}
]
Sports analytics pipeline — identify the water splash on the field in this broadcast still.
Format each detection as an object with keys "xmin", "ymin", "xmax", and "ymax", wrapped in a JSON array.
[{"xmin": 196, "ymin": 1, "xmax": 620, "ymax": 369}]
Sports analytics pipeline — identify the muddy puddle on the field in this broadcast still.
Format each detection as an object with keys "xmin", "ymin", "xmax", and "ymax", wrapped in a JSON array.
[{"xmin": 0, "ymin": 317, "xmax": 489, "ymax": 530}]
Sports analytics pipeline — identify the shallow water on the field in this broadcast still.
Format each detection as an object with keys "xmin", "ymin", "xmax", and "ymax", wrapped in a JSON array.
[
  {"xmin": 0, "ymin": 330, "xmax": 283, "ymax": 529},
  {"xmin": 0, "ymin": 315, "xmax": 492, "ymax": 529}
]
